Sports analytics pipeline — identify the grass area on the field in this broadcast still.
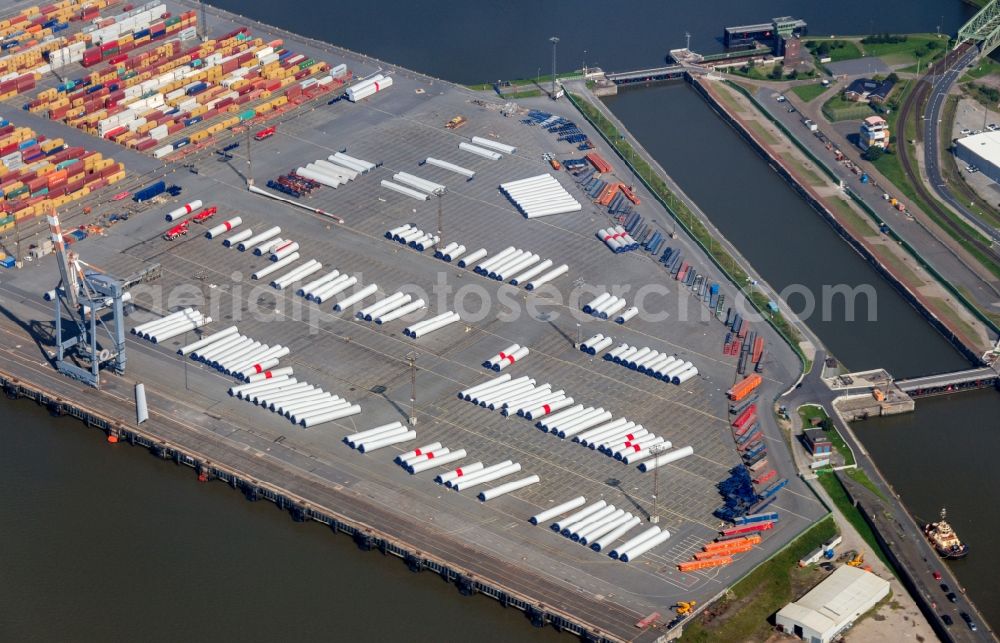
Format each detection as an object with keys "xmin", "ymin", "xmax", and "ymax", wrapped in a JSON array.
[
  {"xmin": 712, "ymin": 82, "xmax": 748, "ymax": 114},
  {"xmin": 499, "ymin": 89, "xmax": 542, "ymax": 99},
  {"xmin": 797, "ymin": 164, "xmax": 828, "ymax": 188},
  {"xmin": 568, "ymin": 90, "xmax": 807, "ymax": 364},
  {"xmin": 747, "ymin": 120, "xmax": 778, "ymax": 145},
  {"xmin": 804, "ymin": 39, "xmax": 863, "ymax": 62},
  {"xmin": 815, "ymin": 472, "xmax": 894, "ymax": 571},
  {"xmin": 790, "ymin": 83, "xmax": 831, "ymax": 102},
  {"xmin": 725, "ymin": 65, "xmax": 773, "ymax": 81},
  {"xmin": 859, "ymin": 34, "xmax": 946, "ymax": 66},
  {"xmin": 961, "ymin": 57, "xmax": 1000, "ymax": 82},
  {"xmin": 821, "ymin": 94, "xmax": 875, "ymax": 122},
  {"xmin": 927, "ymin": 295, "xmax": 984, "ymax": 345},
  {"xmin": 878, "ymin": 246, "xmax": 928, "ymax": 285},
  {"xmin": 827, "ymin": 195, "xmax": 880, "ymax": 238},
  {"xmin": 798, "ymin": 405, "xmax": 855, "ymax": 466},
  {"xmin": 466, "ymin": 72, "xmax": 580, "ymax": 92},
  {"xmin": 681, "ymin": 516, "xmax": 837, "ymax": 642},
  {"xmin": 843, "ymin": 468, "xmax": 886, "ymax": 501}
]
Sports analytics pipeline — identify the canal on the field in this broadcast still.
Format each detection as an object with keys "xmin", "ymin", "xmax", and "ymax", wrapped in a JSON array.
[{"xmin": 604, "ymin": 81, "xmax": 999, "ymax": 630}]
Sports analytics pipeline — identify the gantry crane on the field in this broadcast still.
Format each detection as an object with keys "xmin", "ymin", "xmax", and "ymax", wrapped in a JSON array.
[{"xmin": 48, "ymin": 212, "xmax": 127, "ymax": 388}]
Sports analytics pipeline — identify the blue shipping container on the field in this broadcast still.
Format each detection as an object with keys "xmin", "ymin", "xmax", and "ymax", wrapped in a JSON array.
[{"xmin": 0, "ymin": 256, "xmax": 15, "ymax": 269}]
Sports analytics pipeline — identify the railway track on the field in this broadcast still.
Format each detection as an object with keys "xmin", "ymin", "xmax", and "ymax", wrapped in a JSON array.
[{"xmin": 896, "ymin": 42, "xmax": 1000, "ymax": 265}]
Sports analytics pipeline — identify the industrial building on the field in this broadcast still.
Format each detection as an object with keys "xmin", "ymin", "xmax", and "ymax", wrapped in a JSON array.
[
  {"xmin": 955, "ymin": 130, "xmax": 1000, "ymax": 184},
  {"xmin": 776, "ymin": 565, "xmax": 890, "ymax": 643},
  {"xmin": 859, "ymin": 116, "xmax": 891, "ymax": 151},
  {"xmin": 722, "ymin": 16, "xmax": 807, "ymax": 56},
  {"xmin": 802, "ymin": 428, "xmax": 832, "ymax": 457}
]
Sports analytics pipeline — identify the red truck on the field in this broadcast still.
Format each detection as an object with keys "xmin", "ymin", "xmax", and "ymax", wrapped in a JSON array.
[
  {"xmin": 163, "ymin": 221, "xmax": 189, "ymax": 240},
  {"xmin": 192, "ymin": 206, "xmax": 218, "ymax": 223},
  {"xmin": 254, "ymin": 126, "xmax": 276, "ymax": 141}
]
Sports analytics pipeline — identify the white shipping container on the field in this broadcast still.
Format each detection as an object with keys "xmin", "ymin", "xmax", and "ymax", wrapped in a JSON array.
[
  {"xmin": 179, "ymin": 27, "xmax": 198, "ymax": 41},
  {"xmin": 254, "ymin": 46, "xmax": 275, "ymax": 59},
  {"xmin": 330, "ymin": 63, "xmax": 347, "ymax": 78},
  {"xmin": 153, "ymin": 145, "xmax": 173, "ymax": 159},
  {"xmin": 259, "ymin": 52, "xmax": 279, "ymax": 66}
]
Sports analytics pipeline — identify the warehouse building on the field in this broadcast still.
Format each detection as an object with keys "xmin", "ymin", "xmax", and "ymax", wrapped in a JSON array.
[
  {"xmin": 955, "ymin": 131, "xmax": 1000, "ymax": 184},
  {"xmin": 776, "ymin": 565, "xmax": 890, "ymax": 643}
]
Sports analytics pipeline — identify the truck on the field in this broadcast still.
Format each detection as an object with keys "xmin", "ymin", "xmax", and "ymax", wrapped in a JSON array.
[
  {"xmin": 254, "ymin": 126, "xmax": 276, "ymax": 141},
  {"xmin": 445, "ymin": 115, "xmax": 467, "ymax": 129},
  {"xmin": 163, "ymin": 221, "xmax": 189, "ymax": 240},
  {"xmin": 192, "ymin": 206, "xmax": 218, "ymax": 223}
]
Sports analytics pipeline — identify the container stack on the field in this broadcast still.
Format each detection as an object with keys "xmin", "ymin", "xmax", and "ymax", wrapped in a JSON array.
[
  {"xmin": 31, "ymin": 19, "xmax": 351, "ymax": 156},
  {"xmin": 0, "ymin": 118, "xmax": 126, "ymax": 231}
]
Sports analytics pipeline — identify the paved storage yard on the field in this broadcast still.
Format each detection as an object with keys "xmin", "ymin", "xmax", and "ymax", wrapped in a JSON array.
[{"xmin": 0, "ymin": 2, "xmax": 827, "ymax": 639}]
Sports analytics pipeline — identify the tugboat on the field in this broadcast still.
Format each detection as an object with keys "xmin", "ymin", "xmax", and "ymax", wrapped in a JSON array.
[{"xmin": 924, "ymin": 508, "xmax": 969, "ymax": 560}]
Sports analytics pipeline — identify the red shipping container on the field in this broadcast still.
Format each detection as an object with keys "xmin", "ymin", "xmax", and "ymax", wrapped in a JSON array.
[
  {"xmin": 0, "ymin": 125, "xmax": 13, "ymax": 136},
  {"xmin": 19, "ymin": 171, "xmax": 37, "ymax": 183},
  {"xmin": 221, "ymin": 59, "xmax": 237, "ymax": 74},
  {"xmin": 0, "ymin": 144, "xmax": 18, "ymax": 157},
  {"xmin": 215, "ymin": 97, "xmax": 233, "ymax": 109},
  {"xmin": 201, "ymin": 107, "xmax": 217, "ymax": 120},
  {"xmin": 66, "ymin": 177, "xmax": 85, "ymax": 193},
  {"xmin": 27, "ymin": 177, "xmax": 47, "ymax": 193},
  {"xmin": 265, "ymin": 79, "xmax": 281, "ymax": 92},
  {"xmin": 103, "ymin": 126, "xmax": 127, "ymax": 140},
  {"xmin": 1, "ymin": 80, "xmax": 16, "ymax": 94},
  {"xmin": 49, "ymin": 106, "xmax": 68, "ymax": 120},
  {"xmin": 167, "ymin": 122, "xmax": 185, "ymax": 134},
  {"xmin": 293, "ymin": 69, "xmax": 309, "ymax": 81},
  {"xmin": 10, "ymin": 14, "xmax": 27, "ymax": 25},
  {"xmin": 48, "ymin": 177, "xmax": 67, "ymax": 191},
  {"xmin": 286, "ymin": 84, "xmax": 301, "ymax": 98},
  {"xmin": 107, "ymin": 53, "xmax": 128, "ymax": 65},
  {"xmin": 20, "ymin": 144, "xmax": 40, "ymax": 158}
]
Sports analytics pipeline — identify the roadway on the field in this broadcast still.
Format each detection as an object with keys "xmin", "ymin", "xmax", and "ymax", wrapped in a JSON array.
[
  {"xmin": 920, "ymin": 45, "xmax": 1000, "ymax": 246},
  {"xmin": 751, "ymin": 81, "xmax": 1000, "ymax": 329},
  {"xmin": 783, "ymin": 356, "xmax": 996, "ymax": 642}
]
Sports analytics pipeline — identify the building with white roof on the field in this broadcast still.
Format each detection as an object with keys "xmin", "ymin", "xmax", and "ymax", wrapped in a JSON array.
[
  {"xmin": 775, "ymin": 565, "xmax": 890, "ymax": 643},
  {"xmin": 955, "ymin": 130, "xmax": 1000, "ymax": 184}
]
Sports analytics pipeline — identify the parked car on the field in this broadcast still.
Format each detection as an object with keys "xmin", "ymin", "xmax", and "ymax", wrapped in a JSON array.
[
  {"xmin": 940, "ymin": 583, "xmax": 950, "ymax": 592},
  {"xmin": 961, "ymin": 128, "xmax": 972, "ymax": 135},
  {"xmin": 947, "ymin": 592, "xmax": 958, "ymax": 603},
  {"xmin": 942, "ymin": 614, "xmax": 953, "ymax": 626},
  {"xmin": 932, "ymin": 571, "xmax": 942, "ymax": 581},
  {"xmin": 961, "ymin": 612, "xmax": 977, "ymax": 631}
]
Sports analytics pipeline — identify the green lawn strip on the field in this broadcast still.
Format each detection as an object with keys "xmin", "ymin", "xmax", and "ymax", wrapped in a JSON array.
[
  {"xmin": 962, "ymin": 57, "xmax": 1000, "ymax": 80},
  {"xmin": 681, "ymin": 517, "xmax": 837, "ymax": 643},
  {"xmin": 956, "ymin": 284, "xmax": 1000, "ymax": 326},
  {"xmin": 876, "ymin": 245, "xmax": 928, "ymax": 285},
  {"xmin": 821, "ymin": 94, "xmax": 874, "ymax": 122},
  {"xmin": 712, "ymin": 82, "xmax": 748, "ymax": 114},
  {"xmin": 804, "ymin": 39, "xmax": 863, "ymax": 62},
  {"xmin": 791, "ymin": 83, "xmax": 830, "ymax": 102},
  {"xmin": 826, "ymin": 195, "xmax": 880, "ymax": 237},
  {"xmin": 843, "ymin": 468, "xmax": 886, "ymax": 501},
  {"xmin": 500, "ymin": 89, "xmax": 542, "ymax": 99},
  {"xmin": 747, "ymin": 120, "xmax": 778, "ymax": 145},
  {"xmin": 816, "ymin": 473, "xmax": 895, "ymax": 571},
  {"xmin": 926, "ymin": 295, "xmax": 983, "ymax": 346},
  {"xmin": 858, "ymin": 34, "xmax": 946, "ymax": 66},
  {"xmin": 568, "ymin": 90, "xmax": 807, "ymax": 364}
]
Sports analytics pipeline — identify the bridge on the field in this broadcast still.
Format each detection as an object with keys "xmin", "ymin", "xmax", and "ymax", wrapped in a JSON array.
[
  {"xmin": 896, "ymin": 366, "xmax": 999, "ymax": 398},
  {"xmin": 604, "ymin": 65, "xmax": 687, "ymax": 85},
  {"xmin": 958, "ymin": 0, "xmax": 1000, "ymax": 57}
]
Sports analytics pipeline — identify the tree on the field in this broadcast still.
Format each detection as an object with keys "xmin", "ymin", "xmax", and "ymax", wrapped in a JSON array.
[
  {"xmin": 769, "ymin": 62, "xmax": 784, "ymax": 80},
  {"xmin": 886, "ymin": 72, "xmax": 899, "ymax": 84},
  {"xmin": 862, "ymin": 146, "xmax": 883, "ymax": 162},
  {"xmin": 817, "ymin": 42, "xmax": 830, "ymax": 57}
]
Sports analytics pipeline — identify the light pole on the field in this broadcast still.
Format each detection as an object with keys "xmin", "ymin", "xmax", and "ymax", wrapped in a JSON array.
[
  {"xmin": 550, "ymin": 36, "xmax": 560, "ymax": 98},
  {"xmin": 649, "ymin": 443, "xmax": 670, "ymax": 523},
  {"xmin": 406, "ymin": 351, "xmax": 418, "ymax": 426},
  {"xmin": 536, "ymin": 66, "xmax": 541, "ymax": 87}
]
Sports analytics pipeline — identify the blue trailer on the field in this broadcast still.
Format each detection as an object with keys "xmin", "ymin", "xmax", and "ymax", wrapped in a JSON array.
[{"xmin": 133, "ymin": 180, "xmax": 166, "ymax": 203}]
